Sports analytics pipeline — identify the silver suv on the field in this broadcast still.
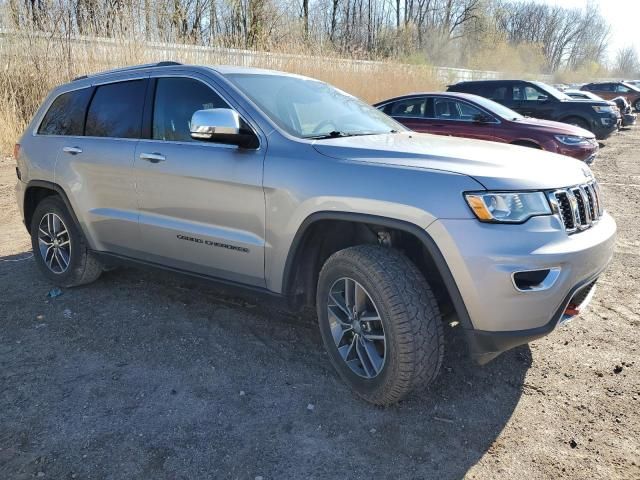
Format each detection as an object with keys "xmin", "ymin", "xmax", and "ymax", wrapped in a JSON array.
[{"xmin": 15, "ymin": 63, "xmax": 616, "ymax": 405}]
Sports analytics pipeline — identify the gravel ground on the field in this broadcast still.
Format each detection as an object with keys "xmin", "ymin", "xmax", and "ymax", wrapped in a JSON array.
[{"xmin": 0, "ymin": 129, "xmax": 638, "ymax": 480}]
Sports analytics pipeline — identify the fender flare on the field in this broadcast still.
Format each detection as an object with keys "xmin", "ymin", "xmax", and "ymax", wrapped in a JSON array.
[
  {"xmin": 281, "ymin": 211, "xmax": 474, "ymax": 333},
  {"xmin": 24, "ymin": 180, "xmax": 82, "ymax": 234}
]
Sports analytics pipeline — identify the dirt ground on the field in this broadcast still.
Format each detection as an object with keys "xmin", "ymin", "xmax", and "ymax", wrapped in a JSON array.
[{"xmin": 0, "ymin": 129, "xmax": 638, "ymax": 480}]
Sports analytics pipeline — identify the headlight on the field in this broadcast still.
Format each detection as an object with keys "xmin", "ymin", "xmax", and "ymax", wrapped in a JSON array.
[
  {"xmin": 554, "ymin": 135, "xmax": 592, "ymax": 146},
  {"xmin": 592, "ymin": 105, "xmax": 614, "ymax": 114},
  {"xmin": 465, "ymin": 192, "xmax": 551, "ymax": 223}
]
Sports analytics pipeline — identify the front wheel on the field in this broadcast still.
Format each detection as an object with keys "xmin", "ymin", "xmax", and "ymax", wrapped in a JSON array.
[
  {"xmin": 30, "ymin": 196, "xmax": 103, "ymax": 287},
  {"xmin": 316, "ymin": 245, "xmax": 444, "ymax": 405},
  {"xmin": 564, "ymin": 116, "xmax": 590, "ymax": 131}
]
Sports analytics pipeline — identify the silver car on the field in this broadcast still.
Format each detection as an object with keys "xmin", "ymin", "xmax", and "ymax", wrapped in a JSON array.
[{"xmin": 15, "ymin": 63, "xmax": 616, "ymax": 405}]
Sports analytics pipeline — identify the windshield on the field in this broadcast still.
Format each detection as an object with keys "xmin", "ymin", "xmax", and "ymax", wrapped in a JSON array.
[
  {"xmin": 225, "ymin": 73, "xmax": 404, "ymax": 139},
  {"xmin": 532, "ymin": 81, "xmax": 572, "ymax": 101},
  {"xmin": 466, "ymin": 94, "xmax": 523, "ymax": 120},
  {"xmin": 622, "ymin": 82, "xmax": 640, "ymax": 92}
]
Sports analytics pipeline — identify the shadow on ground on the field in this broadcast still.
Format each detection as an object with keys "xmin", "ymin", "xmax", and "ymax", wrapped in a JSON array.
[{"xmin": 0, "ymin": 251, "xmax": 530, "ymax": 479}]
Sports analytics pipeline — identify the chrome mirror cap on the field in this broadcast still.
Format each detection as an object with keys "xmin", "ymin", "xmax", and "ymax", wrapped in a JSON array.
[{"xmin": 190, "ymin": 108, "xmax": 240, "ymax": 139}]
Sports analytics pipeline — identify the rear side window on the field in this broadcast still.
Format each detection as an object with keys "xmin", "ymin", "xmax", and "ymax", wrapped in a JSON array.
[
  {"xmin": 152, "ymin": 77, "xmax": 228, "ymax": 142},
  {"xmin": 387, "ymin": 98, "xmax": 425, "ymax": 117},
  {"xmin": 38, "ymin": 88, "xmax": 92, "ymax": 136},
  {"xmin": 85, "ymin": 80, "xmax": 147, "ymax": 138},
  {"xmin": 485, "ymin": 85, "xmax": 508, "ymax": 100}
]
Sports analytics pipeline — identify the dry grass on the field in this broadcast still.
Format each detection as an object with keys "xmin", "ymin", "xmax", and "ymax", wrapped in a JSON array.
[{"xmin": 0, "ymin": 31, "xmax": 442, "ymax": 154}]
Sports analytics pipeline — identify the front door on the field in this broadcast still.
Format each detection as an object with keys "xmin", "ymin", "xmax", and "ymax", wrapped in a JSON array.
[
  {"xmin": 512, "ymin": 83, "xmax": 556, "ymax": 120},
  {"xmin": 133, "ymin": 75, "xmax": 267, "ymax": 287},
  {"xmin": 425, "ymin": 97, "xmax": 499, "ymax": 141}
]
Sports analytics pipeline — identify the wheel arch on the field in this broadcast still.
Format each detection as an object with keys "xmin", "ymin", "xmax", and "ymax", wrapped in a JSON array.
[
  {"xmin": 510, "ymin": 139, "xmax": 543, "ymax": 149},
  {"xmin": 281, "ymin": 211, "xmax": 474, "ymax": 333},
  {"xmin": 558, "ymin": 114, "xmax": 591, "ymax": 127},
  {"xmin": 24, "ymin": 180, "xmax": 81, "ymax": 235}
]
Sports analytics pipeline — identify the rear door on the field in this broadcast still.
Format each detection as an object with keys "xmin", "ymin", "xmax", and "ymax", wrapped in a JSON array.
[
  {"xmin": 54, "ymin": 77, "xmax": 147, "ymax": 254},
  {"xmin": 591, "ymin": 83, "xmax": 615, "ymax": 100},
  {"xmin": 380, "ymin": 96, "xmax": 430, "ymax": 132},
  {"xmin": 133, "ymin": 74, "xmax": 267, "ymax": 286}
]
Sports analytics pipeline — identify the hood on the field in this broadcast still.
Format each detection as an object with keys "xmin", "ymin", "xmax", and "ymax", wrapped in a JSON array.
[
  {"xmin": 313, "ymin": 132, "xmax": 593, "ymax": 191},
  {"xmin": 560, "ymin": 97, "xmax": 611, "ymax": 107},
  {"xmin": 511, "ymin": 117, "xmax": 595, "ymax": 137}
]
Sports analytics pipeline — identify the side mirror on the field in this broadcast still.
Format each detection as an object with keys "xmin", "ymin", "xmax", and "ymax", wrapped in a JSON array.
[{"xmin": 190, "ymin": 108, "xmax": 258, "ymax": 148}]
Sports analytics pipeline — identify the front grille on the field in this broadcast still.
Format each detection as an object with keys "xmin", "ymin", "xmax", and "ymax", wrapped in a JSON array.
[{"xmin": 550, "ymin": 181, "xmax": 602, "ymax": 234}]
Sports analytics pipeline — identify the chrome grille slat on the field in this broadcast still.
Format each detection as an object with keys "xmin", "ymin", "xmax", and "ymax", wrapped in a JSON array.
[{"xmin": 552, "ymin": 181, "xmax": 601, "ymax": 234}]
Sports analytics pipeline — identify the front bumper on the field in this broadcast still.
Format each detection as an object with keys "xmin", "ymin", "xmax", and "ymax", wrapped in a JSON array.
[
  {"xmin": 592, "ymin": 115, "xmax": 619, "ymax": 139},
  {"xmin": 623, "ymin": 113, "xmax": 637, "ymax": 127},
  {"xmin": 427, "ymin": 212, "xmax": 616, "ymax": 363},
  {"xmin": 555, "ymin": 141, "xmax": 598, "ymax": 163}
]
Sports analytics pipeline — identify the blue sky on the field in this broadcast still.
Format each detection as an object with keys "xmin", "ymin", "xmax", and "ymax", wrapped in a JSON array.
[{"xmin": 517, "ymin": 0, "xmax": 640, "ymax": 62}]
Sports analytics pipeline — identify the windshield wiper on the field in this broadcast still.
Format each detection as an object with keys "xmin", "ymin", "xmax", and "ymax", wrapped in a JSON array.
[
  {"xmin": 304, "ymin": 130, "xmax": 396, "ymax": 140},
  {"xmin": 304, "ymin": 130, "xmax": 350, "ymax": 140}
]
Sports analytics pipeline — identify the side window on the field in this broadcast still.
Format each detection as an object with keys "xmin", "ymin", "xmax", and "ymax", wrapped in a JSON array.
[
  {"xmin": 38, "ymin": 88, "xmax": 93, "ymax": 136},
  {"xmin": 85, "ymin": 80, "xmax": 147, "ymax": 138},
  {"xmin": 433, "ymin": 99, "xmax": 460, "ymax": 120},
  {"xmin": 487, "ymin": 86, "xmax": 508, "ymax": 101},
  {"xmin": 388, "ymin": 98, "xmax": 425, "ymax": 117},
  {"xmin": 457, "ymin": 101, "xmax": 485, "ymax": 121},
  {"xmin": 152, "ymin": 77, "xmax": 228, "ymax": 142},
  {"xmin": 598, "ymin": 84, "xmax": 612, "ymax": 92},
  {"xmin": 616, "ymin": 84, "xmax": 630, "ymax": 92}
]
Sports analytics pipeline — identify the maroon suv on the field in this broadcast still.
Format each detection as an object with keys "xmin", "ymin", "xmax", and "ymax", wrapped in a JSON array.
[{"xmin": 375, "ymin": 92, "xmax": 599, "ymax": 163}]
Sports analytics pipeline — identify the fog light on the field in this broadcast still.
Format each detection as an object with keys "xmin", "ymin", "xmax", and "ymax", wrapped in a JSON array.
[{"xmin": 512, "ymin": 267, "xmax": 561, "ymax": 292}]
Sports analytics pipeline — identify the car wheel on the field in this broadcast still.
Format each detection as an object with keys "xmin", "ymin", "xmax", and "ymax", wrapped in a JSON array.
[
  {"xmin": 634, "ymin": 100, "xmax": 640, "ymax": 112},
  {"xmin": 30, "ymin": 196, "xmax": 103, "ymax": 287},
  {"xmin": 564, "ymin": 117, "xmax": 590, "ymax": 131},
  {"xmin": 316, "ymin": 245, "xmax": 444, "ymax": 405}
]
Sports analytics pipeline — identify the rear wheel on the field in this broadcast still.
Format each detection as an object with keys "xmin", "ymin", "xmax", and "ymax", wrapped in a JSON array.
[
  {"xmin": 30, "ymin": 196, "xmax": 102, "ymax": 287},
  {"xmin": 316, "ymin": 245, "xmax": 444, "ymax": 405},
  {"xmin": 634, "ymin": 99, "xmax": 640, "ymax": 112}
]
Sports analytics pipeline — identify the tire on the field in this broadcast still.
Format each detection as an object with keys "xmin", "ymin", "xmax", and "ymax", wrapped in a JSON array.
[
  {"xmin": 563, "ymin": 116, "xmax": 590, "ymax": 131},
  {"xmin": 634, "ymin": 99, "xmax": 640, "ymax": 113},
  {"xmin": 316, "ymin": 245, "xmax": 444, "ymax": 405},
  {"xmin": 30, "ymin": 195, "xmax": 102, "ymax": 287}
]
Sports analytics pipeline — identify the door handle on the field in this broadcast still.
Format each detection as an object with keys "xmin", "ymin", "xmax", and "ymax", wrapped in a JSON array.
[
  {"xmin": 139, "ymin": 152, "xmax": 166, "ymax": 163},
  {"xmin": 62, "ymin": 146, "xmax": 82, "ymax": 155}
]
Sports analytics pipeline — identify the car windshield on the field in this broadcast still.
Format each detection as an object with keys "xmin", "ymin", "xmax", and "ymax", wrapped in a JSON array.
[
  {"xmin": 225, "ymin": 73, "xmax": 404, "ymax": 139},
  {"xmin": 465, "ymin": 94, "xmax": 523, "ymax": 120},
  {"xmin": 532, "ymin": 81, "xmax": 572, "ymax": 101},
  {"xmin": 622, "ymin": 82, "xmax": 640, "ymax": 92}
]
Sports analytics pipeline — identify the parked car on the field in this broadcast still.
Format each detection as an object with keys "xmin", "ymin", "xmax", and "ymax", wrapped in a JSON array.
[
  {"xmin": 564, "ymin": 90, "xmax": 624, "ymax": 127},
  {"xmin": 447, "ymin": 80, "xmax": 620, "ymax": 139},
  {"xmin": 581, "ymin": 81, "xmax": 640, "ymax": 112},
  {"xmin": 610, "ymin": 96, "xmax": 637, "ymax": 127},
  {"xmin": 624, "ymin": 80, "xmax": 640, "ymax": 88},
  {"xmin": 15, "ymin": 63, "xmax": 616, "ymax": 405},
  {"xmin": 375, "ymin": 92, "xmax": 598, "ymax": 163}
]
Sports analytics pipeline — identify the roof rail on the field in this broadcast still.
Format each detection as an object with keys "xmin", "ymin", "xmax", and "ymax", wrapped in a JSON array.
[{"xmin": 72, "ymin": 61, "xmax": 182, "ymax": 81}]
